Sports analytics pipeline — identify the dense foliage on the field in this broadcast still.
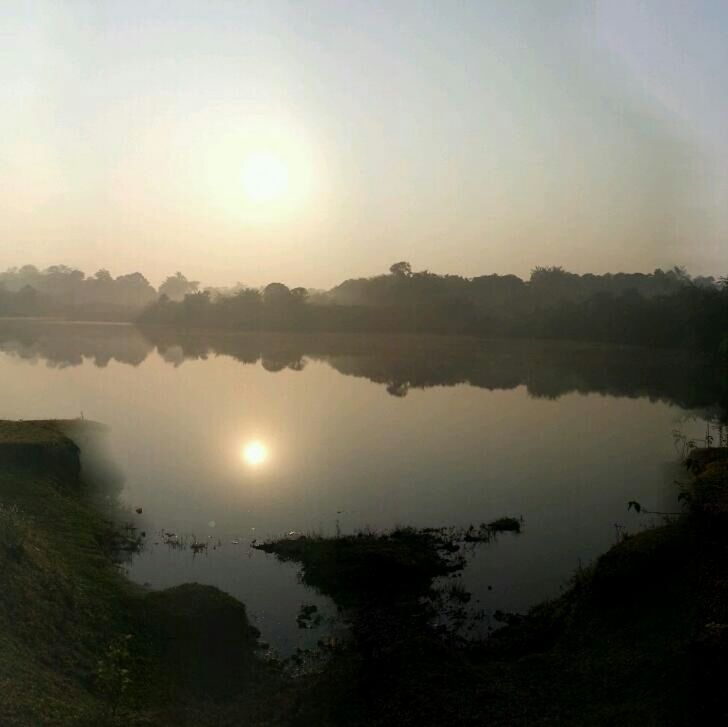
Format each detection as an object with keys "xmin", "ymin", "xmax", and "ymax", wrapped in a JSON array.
[
  {"xmin": 2, "ymin": 263, "xmax": 726, "ymax": 354},
  {"xmin": 0, "ymin": 265, "xmax": 157, "ymax": 319},
  {"xmin": 139, "ymin": 264, "xmax": 727, "ymax": 354}
]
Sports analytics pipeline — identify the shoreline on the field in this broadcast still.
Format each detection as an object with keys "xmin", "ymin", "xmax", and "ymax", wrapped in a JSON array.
[
  {"xmin": 1, "ymin": 419, "xmax": 726, "ymax": 725},
  {"xmin": 0, "ymin": 420, "xmax": 282, "ymax": 726},
  {"xmin": 1, "ymin": 313, "xmax": 719, "ymax": 355}
]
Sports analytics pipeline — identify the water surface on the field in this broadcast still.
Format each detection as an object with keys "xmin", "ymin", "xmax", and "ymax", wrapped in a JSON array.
[{"xmin": 0, "ymin": 320, "xmax": 718, "ymax": 653}]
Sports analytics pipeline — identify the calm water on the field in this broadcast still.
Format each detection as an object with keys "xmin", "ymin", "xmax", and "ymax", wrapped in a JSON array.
[{"xmin": 0, "ymin": 320, "xmax": 719, "ymax": 654}]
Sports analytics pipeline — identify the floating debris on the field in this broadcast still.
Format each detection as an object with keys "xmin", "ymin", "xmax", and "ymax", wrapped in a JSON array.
[{"xmin": 486, "ymin": 516, "xmax": 522, "ymax": 533}]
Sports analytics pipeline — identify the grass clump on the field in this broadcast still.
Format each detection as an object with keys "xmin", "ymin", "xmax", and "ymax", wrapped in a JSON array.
[
  {"xmin": 0, "ymin": 503, "xmax": 31, "ymax": 561},
  {"xmin": 93, "ymin": 634, "xmax": 134, "ymax": 719},
  {"xmin": 255, "ymin": 527, "xmax": 465, "ymax": 609}
]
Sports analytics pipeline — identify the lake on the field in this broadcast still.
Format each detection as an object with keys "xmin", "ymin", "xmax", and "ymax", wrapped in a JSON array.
[{"xmin": 0, "ymin": 319, "xmax": 720, "ymax": 654}]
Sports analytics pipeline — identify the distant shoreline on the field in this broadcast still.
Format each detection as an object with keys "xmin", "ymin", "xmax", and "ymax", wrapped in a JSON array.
[
  {"xmin": 0, "ymin": 315, "xmax": 135, "ymax": 326},
  {"xmin": 0, "ymin": 313, "xmax": 716, "ymax": 354}
]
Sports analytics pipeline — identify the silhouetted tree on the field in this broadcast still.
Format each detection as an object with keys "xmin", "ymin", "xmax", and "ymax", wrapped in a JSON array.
[
  {"xmin": 113, "ymin": 273, "xmax": 157, "ymax": 309},
  {"xmin": 0, "ymin": 264, "xmax": 159, "ymax": 315},
  {"xmin": 137, "ymin": 264, "xmax": 727, "ymax": 356},
  {"xmin": 159, "ymin": 272, "xmax": 200, "ymax": 301},
  {"xmin": 263, "ymin": 283, "xmax": 292, "ymax": 304},
  {"xmin": 389, "ymin": 261, "xmax": 412, "ymax": 278}
]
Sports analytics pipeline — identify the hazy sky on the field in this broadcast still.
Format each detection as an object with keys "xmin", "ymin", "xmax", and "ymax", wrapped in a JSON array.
[{"xmin": 1, "ymin": 0, "xmax": 726, "ymax": 288}]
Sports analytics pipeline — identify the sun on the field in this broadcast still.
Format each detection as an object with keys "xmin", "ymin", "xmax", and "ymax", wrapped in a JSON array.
[
  {"xmin": 200, "ymin": 121, "xmax": 320, "ymax": 222},
  {"xmin": 240, "ymin": 151, "xmax": 290, "ymax": 204},
  {"xmin": 242, "ymin": 440, "xmax": 269, "ymax": 466}
]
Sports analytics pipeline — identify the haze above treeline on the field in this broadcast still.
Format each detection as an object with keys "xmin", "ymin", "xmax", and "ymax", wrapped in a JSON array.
[{"xmin": 4, "ymin": 2, "xmax": 728, "ymax": 286}]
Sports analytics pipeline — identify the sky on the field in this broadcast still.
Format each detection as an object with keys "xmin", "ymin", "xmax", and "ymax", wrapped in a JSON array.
[{"xmin": 1, "ymin": 0, "xmax": 726, "ymax": 288}]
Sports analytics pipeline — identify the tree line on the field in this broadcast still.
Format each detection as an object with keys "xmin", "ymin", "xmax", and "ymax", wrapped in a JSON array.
[
  {"xmin": 0, "ymin": 266, "xmax": 199, "ymax": 320},
  {"xmin": 1, "ymin": 262, "xmax": 726, "ymax": 355},
  {"xmin": 139, "ymin": 263, "xmax": 728, "ymax": 356}
]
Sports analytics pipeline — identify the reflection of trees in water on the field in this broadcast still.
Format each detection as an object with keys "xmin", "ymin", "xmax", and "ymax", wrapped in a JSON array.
[
  {"xmin": 159, "ymin": 345, "xmax": 186, "ymax": 367},
  {"xmin": 386, "ymin": 381, "xmax": 410, "ymax": 398},
  {"xmin": 0, "ymin": 321, "xmax": 152, "ymax": 368},
  {"xmin": 0, "ymin": 322, "xmax": 724, "ymax": 418},
  {"xmin": 140, "ymin": 330, "xmax": 726, "ymax": 417},
  {"xmin": 262, "ymin": 355, "xmax": 306, "ymax": 373}
]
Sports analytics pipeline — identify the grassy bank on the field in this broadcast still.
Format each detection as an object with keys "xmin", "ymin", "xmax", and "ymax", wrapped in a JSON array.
[
  {"xmin": 0, "ymin": 420, "xmax": 283, "ymax": 726},
  {"xmin": 1, "ymin": 419, "xmax": 726, "ymax": 725}
]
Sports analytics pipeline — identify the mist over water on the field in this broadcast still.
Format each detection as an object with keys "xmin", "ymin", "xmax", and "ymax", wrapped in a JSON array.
[{"xmin": 0, "ymin": 320, "xmax": 716, "ymax": 653}]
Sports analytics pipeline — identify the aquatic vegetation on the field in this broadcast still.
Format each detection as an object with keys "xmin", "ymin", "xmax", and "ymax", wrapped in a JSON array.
[
  {"xmin": 105, "ymin": 521, "xmax": 145, "ymax": 562},
  {"xmin": 296, "ymin": 603, "xmax": 324, "ymax": 630},
  {"xmin": 254, "ymin": 526, "xmax": 472, "ymax": 609},
  {"xmin": 154, "ymin": 530, "xmax": 229, "ymax": 555},
  {"xmin": 486, "ymin": 516, "xmax": 522, "ymax": 533},
  {"xmin": 190, "ymin": 540, "xmax": 208, "ymax": 555},
  {"xmin": 254, "ymin": 520, "xmax": 524, "ymax": 649}
]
